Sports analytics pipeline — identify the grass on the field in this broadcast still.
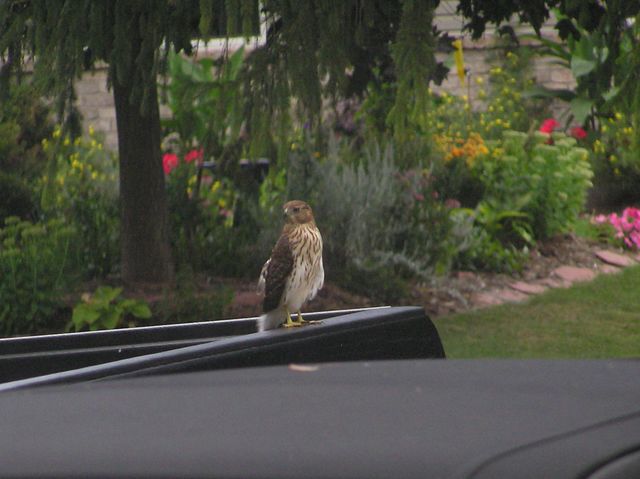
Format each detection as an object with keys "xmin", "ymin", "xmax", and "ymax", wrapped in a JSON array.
[{"xmin": 433, "ymin": 264, "xmax": 640, "ymax": 358}]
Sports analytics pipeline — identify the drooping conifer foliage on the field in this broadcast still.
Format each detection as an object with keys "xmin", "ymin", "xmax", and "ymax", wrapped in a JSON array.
[{"xmin": 0, "ymin": 0, "xmax": 441, "ymax": 285}]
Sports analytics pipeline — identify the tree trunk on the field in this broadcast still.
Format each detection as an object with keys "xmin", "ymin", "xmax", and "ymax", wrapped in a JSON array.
[{"xmin": 113, "ymin": 78, "xmax": 173, "ymax": 286}]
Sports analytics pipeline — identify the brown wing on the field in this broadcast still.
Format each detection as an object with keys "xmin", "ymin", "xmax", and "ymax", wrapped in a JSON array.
[{"xmin": 262, "ymin": 233, "xmax": 294, "ymax": 313}]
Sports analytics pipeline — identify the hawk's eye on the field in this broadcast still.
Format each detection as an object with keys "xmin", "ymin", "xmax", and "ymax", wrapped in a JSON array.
[{"xmin": 293, "ymin": 207, "xmax": 300, "ymax": 213}]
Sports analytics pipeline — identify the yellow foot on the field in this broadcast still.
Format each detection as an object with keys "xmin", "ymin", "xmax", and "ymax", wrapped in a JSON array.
[
  {"xmin": 282, "ymin": 310, "xmax": 304, "ymax": 328},
  {"xmin": 282, "ymin": 321, "xmax": 304, "ymax": 328},
  {"xmin": 282, "ymin": 311, "xmax": 312, "ymax": 328}
]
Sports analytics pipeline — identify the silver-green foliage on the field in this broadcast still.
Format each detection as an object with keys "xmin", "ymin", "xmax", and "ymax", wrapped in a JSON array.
[{"xmin": 282, "ymin": 140, "xmax": 458, "ymax": 299}]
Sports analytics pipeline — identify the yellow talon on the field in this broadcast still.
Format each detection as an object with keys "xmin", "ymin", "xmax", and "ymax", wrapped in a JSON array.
[{"xmin": 282, "ymin": 310, "xmax": 306, "ymax": 328}]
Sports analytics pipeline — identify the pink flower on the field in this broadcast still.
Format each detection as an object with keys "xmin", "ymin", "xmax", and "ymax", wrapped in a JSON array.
[
  {"xmin": 162, "ymin": 153, "xmax": 179, "ymax": 175},
  {"xmin": 184, "ymin": 148, "xmax": 204, "ymax": 164},
  {"xmin": 600, "ymin": 207, "xmax": 640, "ymax": 250},
  {"xmin": 413, "ymin": 192, "xmax": 425, "ymax": 202},
  {"xmin": 445, "ymin": 198, "xmax": 461, "ymax": 209},
  {"xmin": 539, "ymin": 118, "xmax": 559, "ymax": 134},
  {"xmin": 623, "ymin": 207, "xmax": 640, "ymax": 221},
  {"xmin": 569, "ymin": 126, "xmax": 587, "ymax": 139}
]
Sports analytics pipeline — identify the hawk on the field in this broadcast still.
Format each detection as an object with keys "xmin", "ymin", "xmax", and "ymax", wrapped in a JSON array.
[{"xmin": 257, "ymin": 200, "xmax": 324, "ymax": 331}]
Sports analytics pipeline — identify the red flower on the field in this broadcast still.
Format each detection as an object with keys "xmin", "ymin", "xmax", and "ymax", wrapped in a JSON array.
[
  {"xmin": 184, "ymin": 148, "xmax": 204, "ymax": 164},
  {"xmin": 569, "ymin": 126, "xmax": 587, "ymax": 139},
  {"xmin": 539, "ymin": 118, "xmax": 559, "ymax": 134},
  {"xmin": 162, "ymin": 153, "xmax": 179, "ymax": 175}
]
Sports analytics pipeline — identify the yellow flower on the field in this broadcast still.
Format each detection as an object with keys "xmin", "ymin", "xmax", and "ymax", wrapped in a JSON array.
[
  {"xmin": 91, "ymin": 171, "xmax": 98, "ymax": 180},
  {"xmin": 52, "ymin": 127, "xmax": 62, "ymax": 139},
  {"xmin": 63, "ymin": 137, "xmax": 71, "ymax": 146},
  {"xmin": 475, "ymin": 76, "xmax": 484, "ymax": 85},
  {"xmin": 614, "ymin": 112, "xmax": 623, "ymax": 121},
  {"xmin": 88, "ymin": 125, "xmax": 95, "ymax": 137},
  {"xmin": 593, "ymin": 139, "xmax": 604, "ymax": 153}
]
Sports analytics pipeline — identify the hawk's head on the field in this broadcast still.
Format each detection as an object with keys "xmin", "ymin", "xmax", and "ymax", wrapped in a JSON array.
[{"xmin": 283, "ymin": 200, "xmax": 314, "ymax": 225}]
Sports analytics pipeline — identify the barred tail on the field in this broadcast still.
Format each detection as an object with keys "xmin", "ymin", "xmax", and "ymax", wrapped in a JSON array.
[{"xmin": 256, "ymin": 308, "xmax": 286, "ymax": 332}]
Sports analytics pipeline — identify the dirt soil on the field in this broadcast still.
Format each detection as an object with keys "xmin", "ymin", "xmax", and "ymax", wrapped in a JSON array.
[{"xmin": 226, "ymin": 234, "xmax": 632, "ymax": 320}]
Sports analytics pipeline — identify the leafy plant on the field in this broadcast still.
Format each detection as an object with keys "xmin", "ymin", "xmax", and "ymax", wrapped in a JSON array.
[
  {"xmin": 523, "ymin": 9, "xmax": 624, "ymax": 126},
  {"xmin": 70, "ymin": 286, "xmax": 151, "ymax": 332},
  {"xmin": 164, "ymin": 148, "xmax": 247, "ymax": 275},
  {"xmin": 476, "ymin": 130, "xmax": 593, "ymax": 241},
  {"xmin": 0, "ymin": 217, "xmax": 77, "ymax": 336},
  {"xmin": 162, "ymin": 47, "xmax": 245, "ymax": 171},
  {"xmin": 453, "ymin": 204, "xmax": 530, "ymax": 273},
  {"xmin": 40, "ymin": 127, "xmax": 120, "ymax": 278}
]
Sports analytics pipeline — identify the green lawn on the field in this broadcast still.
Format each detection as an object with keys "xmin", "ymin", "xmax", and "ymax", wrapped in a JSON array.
[{"xmin": 433, "ymin": 265, "xmax": 640, "ymax": 358}]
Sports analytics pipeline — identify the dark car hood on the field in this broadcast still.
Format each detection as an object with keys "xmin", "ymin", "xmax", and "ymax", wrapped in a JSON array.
[{"xmin": 1, "ymin": 359, "xmax": 640, "ymax": 478}]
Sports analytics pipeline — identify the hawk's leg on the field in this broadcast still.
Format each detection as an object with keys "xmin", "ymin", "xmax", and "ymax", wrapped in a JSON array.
[
  {"xmin": 294, "ymin": 311, "xmax": 306, "ymax": 324},
  {"xmin": 283, "ymin": 309, "xmax": 303, "ymax": 328}
]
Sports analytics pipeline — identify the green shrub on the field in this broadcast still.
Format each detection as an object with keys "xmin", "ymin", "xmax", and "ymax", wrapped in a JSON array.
[
  {"xmin": 0, "ymin": 172, "xmax": 34, "ymax": 223},
  {"xmin": 163, "ymin": 148, "xmax": 258, "ymax": 277},
  {"xmin": 0, "ymin": 217, "xmax": 77, "ymax": 336},
  {"xmin": 0, "ymin": 82, "xmax": 53, "ymax": 180},
  {"xmin": 40, "ymin": 128, "xmax": 119, "ymax": 279},
  {"xmin": 478, "ymin": 130, "xmax": 593, "ymax": 241},
  {"xmin": 590, "ymin": 112, "xmax": 640, "ymax": 207}
]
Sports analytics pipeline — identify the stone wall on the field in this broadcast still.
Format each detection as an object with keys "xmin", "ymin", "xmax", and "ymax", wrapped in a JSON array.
[
  {"xmin": 75, "ymin": 68, "xmax": 117, "ymax": 149},
  {"xmin": 74, "ymin": 2, "xmax": 575, "ymax": 150}
]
